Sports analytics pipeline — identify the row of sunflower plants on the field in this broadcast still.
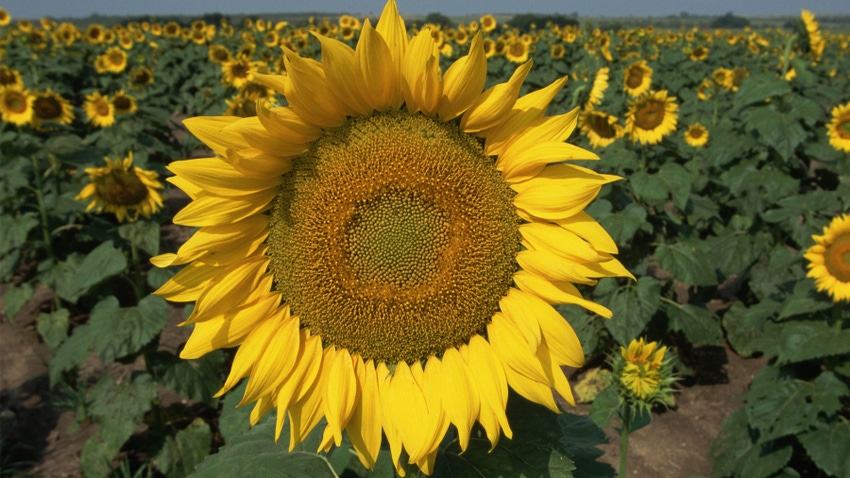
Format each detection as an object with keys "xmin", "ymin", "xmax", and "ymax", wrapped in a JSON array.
[{"xmin": 1, "ymin": 3, "xmax": 849, "ymax": 477}]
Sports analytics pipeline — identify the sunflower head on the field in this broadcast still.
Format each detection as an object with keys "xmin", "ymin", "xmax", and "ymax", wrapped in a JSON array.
[
  {"xmin": 0, "ymin": 66, "xmax": 23, "ymax": 89},
  {"xmin": 615, "ymin": 338, "xmax": 668, "ymax": 400},
  {"xmin": 128, "ymin": 66, "xmax": 155, "ymax": 88},
  {"xmin": 0, "ymin": 85, "xmax": 35, "ymax": 126},
  {"xmin": 586, "ymin": 67, "xmax": 610, "ymax": 110},
  {"xmin": 688, "ymin": 45, "xmax": 708, "ymax": 61},
  {"xmin": 480, "ymin": 14, "xmax": 497, "ymax": 32},
  {"xmin": 712, "ymin": 67, "xmax": 734, "ymax": 90},
  {"xmin": 0, "ymin": 7, "xmax": 10, "ymax": 27},
  {"xmin": 84, "ymin": 91, "xmax": 115, "ymax": 128},
  {"xmin": 112, "ymin": 90, "xmax": 137, "ymax": 115},
  {"xmin": 580, "ymin": 110, "xmax": 623, "ymax": 148},
  {"xmin": 31, "ymin": 88, "xmax": 75, "ymax": 129},
  {"xmin": 625, "ymin": 90, "xmax": 678, "ymax": 145},
  {"xmin": 805, "ymin": 213, "xmax": 850, "ymax": 303},
  {"xmin": 152, "ymin": 1, "xmax": 629, "ymax": 474},
  {"xmin": 827, "ymin": 102, "xmax": 850, "ymax": 153},
  {"xmin": 684, "ymin": 123, "xmax": 708, "ymax": 148},
  {"xmin": 623, "ymin": 60, "xmax": 652, "ymax": 97},
  {"xmin": 76, "ymin": 152, "xmax": 165, "ymax": 223}
]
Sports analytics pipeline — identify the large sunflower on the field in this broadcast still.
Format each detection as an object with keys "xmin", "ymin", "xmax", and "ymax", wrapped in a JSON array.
[
  {"xmin": 625, "ymin": 90, "xmax": 678, "ymax": 145},
  {"xmin": 826, "ymin": 102, "xmax": 850, "ymax": 153},
  {"xmin": 76, "ymin": 152, "xmax": 164, "ymax": 223},
  {"xmin": 804, "ymin": 213, "xmax": 850, "ymax": 302},
  {"xmin": 623, "ymin": 60, "xmax": 652, "ymax": 98},
  {"xmin": 153, "ymin": 1, "xmax": 629, "ymax": 474}
]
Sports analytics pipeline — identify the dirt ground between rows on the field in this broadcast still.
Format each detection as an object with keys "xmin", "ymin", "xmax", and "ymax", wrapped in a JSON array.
[{"xmin": 1, "ymin": 281, "xmax": 767, "ymax": 478}]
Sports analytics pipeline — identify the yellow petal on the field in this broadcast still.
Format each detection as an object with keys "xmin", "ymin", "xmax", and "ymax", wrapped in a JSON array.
[
  {"xmin": 402, "ymin": 28, "xmax": 441, "ymax": 115},
  {"xmin": 358, "ymin": 19, "xmax": 398, "ymax": 111},
  {"xmin": 223, "ymin": 116, "xmax": 305, "ymax": 157},
  {"xmin": 274, "ymin": 330, "xmax": 323, "ymax": 441},
  {"xmin": 513, "ymin": 270, "xmax": 613, "ymax": 318},
  {"xmin": 386, "ymin": 362, "xmax": 430, "ymax": 462},
  {"xmin": 167, "ymin": 157, "xmax": 281, "ymax": 197},
  {"xmin": 250, "ymin": 71, "xmax": 288, "ymax": 97},
  {"xmin": 323, "ymin": 347, "xmax": 358, "ymax": 447},
  {"xmin": 460, "ymin": 60, "xmax": 532, "ymax": 132},
  {"xmin": 502, "ymin": 360, "xmax": 559, "ymax": 412},
  {"xmin": 500, "ymin": 141, "xmax": 599, "ymax": 183},
  {"xmin": 157, "ymin": 215, "xmax": 268, "ymax": 268},
  {"xmin": 173, "ymin": 189, "xmax": 276, "ymax": 227},
  {"xmin": 438, "ymin": 33, "xmax": 486, "ymax": 121},
  {"xmin": 462, "ymin": 336, "xmax": 512, "ymax": 447},
  {"xmin": 517, "ymin": 250, "xmax": 598, "ymax": 285},
  {"xmin": 504, "ymin": 287, "xmax": 585, "ymax": 368},
  {"xmin": 186, "ymin": 255, "xmax": 269, "ymax": 323},
  {"xmin": 282, "ymin": 48, "xmax": 346, "ymax": 128},
  {"xmin": 288, "ymin": 346, "xmax": 331, "ymax": 449},
  {"xmin": 217, "ymin": 312, "xmax": 280, "ymax": 397},
  {"xmin": 376, "ymin": 361, "xmax": 404, "ymax": 475},
  {"xmin": 311, "ymin": 35, "xmax": 372, "ymax": 116},
  {"xmin": 437, "ymin": 349, "xmax": 479, "ymax": 452},
  {"xmin": 487, "ymin": 313, "xmax": 550, "ymax": 384},
  {"xmin": 554, "ymin": 211, "xmax": 619, "ymax": 255},
  {"xmin": 225, "ymin": 147, "xmax": 293, "ymax": 179},
  {"xmin": 240, "ymin": 307, "xmax": 301, "ymax": 405},
  {"xmin": 412, "ymin": 359, "xmax": 449, "ymax": 463},
  {"xmin": 538, "ymin": 340, "xmax": 577, "ymax": 407},
  {"xmin": 166, "ymin": 176, "xmax": 203, "ymax": 200},
  {"xmin": 375, "ymin": 0, "xmax": 407, "ymax": 109},
  {"xmin": 256, "ymin": 100, "xmax": 323, "ymax": 145},
  {"xmin": 182, "ymin": 116, "xmax": 242, "ymax": 156},
  {"xmin": 512, "ymin": 165, "xmax": 620, "ymax": 222},
  {"xmin": 494, "ymin": 108, "xmax": 580, "ymax": 156},
  {"xmin": 152, "ymin": 261, "xmax": 221, "ymax": 302},
  {"xmin": 347, "ymin": 358, "xmax": 382, "ymax": 469},
  {"xmin": 520, "ymin": 221, "xmax": 608, "ymax": 263}
]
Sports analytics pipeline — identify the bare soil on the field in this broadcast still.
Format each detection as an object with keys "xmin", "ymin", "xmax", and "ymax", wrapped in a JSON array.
[{"xmin": 1, "ymin": 282, "xmax": 767, "ymax": 478}]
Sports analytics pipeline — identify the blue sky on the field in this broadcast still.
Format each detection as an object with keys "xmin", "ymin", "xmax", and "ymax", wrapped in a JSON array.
[{"xmin": 4, "ymin": 0, "xmax": 849, "ymax": 19}]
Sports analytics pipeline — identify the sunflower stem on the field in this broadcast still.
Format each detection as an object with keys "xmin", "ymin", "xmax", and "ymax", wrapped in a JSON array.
[
  {"xmin": 833, "ymin": 304, "xmax": 844, "ymax": 331},
  {"xmin": 129, "ymin": 237, "xmax": 145, "ymax": 303},
  {"xmin": 780, "ymin": 34, "xmax": 798, "ymax": 79},
  {"xmin": 619, "ymin": 405, "xmax": 631, "ymax": 478}
]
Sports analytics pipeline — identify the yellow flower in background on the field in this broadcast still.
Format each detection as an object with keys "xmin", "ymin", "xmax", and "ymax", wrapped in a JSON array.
[
  {"xmin": 623, "ymin": 60, "xmax": 652, "ymax": 98},
  {"xmin": 128, "ymin": 66, "xmax": 155, "ymax": 88},
  {"xmin": 76, "ymin": 153, "xmax": 164, "ymax": 223},
  {"xmin": 625, "ymin": 90, "xmax": 678, "ymax": 145},
  {"xmin": 480, "ymin": 14, "xmax": 497, "ymax": 33},
  {"xmin": 730, "ymin": 66, "xmax": 749, "ymax": 91},
  {"xmin": 550, "ymin": 43, "xmax": 565, "ymax": 60},
  {"xmin": 696, "ymin": 79, "xmax": 713, "ymax": 101},
  {"xmin": 505, "ymin": 38, "xmax": 529, "ymax": 63},
  {"xmin": 85, "ymin": 24, "xmax": 105, "ymax": 44},
  {"xmin": 31, "ymin": 88, "xmax": 75, "ymax": 129},
  {"xmin": 580, "ymin": 110, "xmax": 623, "ymax": 148},
  {"xmin": 0, "ymin": 86, "xmax": 34, "ymax": 126},
  {"xmin": 0, "ymin": 7, "xmax": 11, "ymax": 27},
  {"xmin": 712, "ymin": 67, "xmax": 734, "ymax": 90},
  {"xmin": 801, "ymin": 10, "xmax": 826, "ymax": 61},
  {"xmin": 84, "ymin": 91, "xmax": 116, "ymax": 128},
  {"xmin": 619, "ymin": 338, "xmax": 666, "ymax": 400},
  {"xmin": 688, "ymin": 45, "xmax": 709, "ymax": 61},
  {"xmin": 111, "ymin": 90, "xmax": 138, "ymax": 115},
  {"xmin": 805, "ymin": 213, "xmax": 850, "ymax": 302},
  {"xmin": 684, "ymin": 123, "xmax": 709, "ymax": 148},
  {"xmin": 0, "ymin": 66, "xmax": 24, "ymax": 90},
  {"xmin": 586, "ymin": 67, "xmax": 609, "ymax": 110},
  {"xmin": 221, "ymin": 57, "xmax": 263, "ymax": 88},
  {"xmin": 826, "ymin": 102, "xmax": 850, "ymax": 153},
  {"xmin": 152, "ymin": 0, "xmax": 630, "ymax": 474},
  {"xmin": 98, "ymin": 46, "xmax": 128, "ymax": 73}
]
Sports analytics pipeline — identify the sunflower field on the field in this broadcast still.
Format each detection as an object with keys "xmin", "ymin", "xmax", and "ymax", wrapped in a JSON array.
[{"xmin": 1, "ymin": 2, "xmax": 849, "ymax": 477}]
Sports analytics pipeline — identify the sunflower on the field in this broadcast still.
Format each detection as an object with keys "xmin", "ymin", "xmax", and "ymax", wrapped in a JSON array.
[
  {"xmin": 98, "ymin": 46, "xmax": 128, "ymax": 73},
  {"xmin": 85, "ymin": 24, "xmax": 105, "ymax": 44},
  {"xmin": 580, "ymin": 110, "xmax": 623, "ymax": 148},
  {"xmin": 688, "ymin": 45, "xmax": 708, "ymax": 61},
  {"xmin": 84, "ymin": 91, "xmax": 116, "ymax": 128},
  {"xmin": 0, "ymin": 65, "xmax": 23, "ymax": 89},
  {"xmin": 153, "ymin": 0, "xmax": 630, "ymax": 474},
  {"xmin": 618, "ymin": 338, "xmax": 665, "ymax": 400},
  {"xmin": 163, "ymin": 21, "xmax": 181, "ymax": 38},
  {"xmin": 0, "ymin": 7, "xmax": 10, "ymax": 27},
  {"xmin": 804, "ymin": 213, "xmax": 850, "ymax": 302},
  {"xmin": 0, "ymin": 86, "xmax": 34, "ymax": 126},
  {"xmin": 76, "ymin": 152, "xmax": 164, "ymax": 223},
  {"xmin": 730, "ymin": 66, "xmax": 749, "ymax": 91},
  {"xmin": 712, "ymin": 67, "xmax": 734, "ymax": 90},
  {"xmin": 826, "ymin": 102, "xmax": 850, "ymax": 153},
  {"xmin": 550, "ymin": 43, "xmax": 565, "ymax": 60},
  {"xmin": 111, "ymin": 90, "xmax": 137, "ymax": 115},
  {"xmin": 128, "ymin": 66, "xmax": 155, "ymax": 88},
  {"xmin": 696, "ymin": 79, "xmax": 713, "ymax": 101},
  {"xmin": 683, "ymin": 123, "xmax": 708, "ymax": 148},
  {"xmin": 623, "ymin": 60, "xmax": 652, "ymax": 98},
  {"xmin": 31, "ymin": 88, "xmax": 75, "ymax": 129},
  {"xmin": 801, "ymin": 10, "xmax": 826, "ymax": 61},
  {"xmin": 480, "ymin": 14, "xmax": 497, "ymax": 33},
  {"xmin": 222, "ymin": 58, "xmax": 263, "ymax": 88},
  {"xmin": 586, "ymin": 67, "xmax": 609, "ymax": 110},
  {"xmin": 625, "ymin": 90, "xmax": 678, "ymax": 145}
]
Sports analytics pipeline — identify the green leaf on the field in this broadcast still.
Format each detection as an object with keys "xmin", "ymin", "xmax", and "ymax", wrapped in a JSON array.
[
  {"xmin": 49, "ymin": 323, "xmax": 96, "ymax": 386},
  {"xmin": 53, "ymin": 241, "xmax": 127, "ymax": 303},
  {"xmin": 81, "ymin": 435, "xmax": 119, "ymax": 478},
  {"xmin": 597, "ymin": 203, "xmax": 647, "ymax": 245},
  {"xmin": 86, "ymin": 373, "xmax": 157, "ymax": 455},
  {"xmin": 629, "ymin": 171, "xmax": 668, "ymax": 204},
  {"xmin": 587, "ymin": 386, "xmax": 619, "ymax": 430},
  {"xmin": 733, "ymin": 74, "xmax": 791, "ymax": 112},
  {"xmin": 218, "ymin": 381, "xmax": 252, "ymax": 444},
  {"xmin": 3, "ymin": 282, "xmax": 34, "ymax": 321},
  {"xmin": 776, "ymin": 321, "xmax": 850, "ymax": 364},
  {"xmin": 118, "ymin": 220, "xmax": 160, "ymax": 257},
  {"xmin": 657, "ymin": 162, "xmax": 694, "ymax": 211},
  {"xmin": 709, "ymin": 408, "xmax": 793, "ymax": 478},
  {"xmin": 655, "ymin": 242, "xmax": 718, "ymax": 286},
  {"xmin": 743, "ymin": 107, "xmax": 806, "ymax": 161},
  {"xmin": 601, "ymin": 277, "xmax": 661, "ymax": 345},
  {"xmin": 152, "ymin": 350, "xmax": 224, "ymax": 403},
  {"xmin": 152, "ymin": 418, "xmax": 212, "ymax": 478},
  {"xmin": 665, "ymin": 303, "xmax": 723, "ymax": 346},
  {"xmin": 722, "ymin": 301, "xmax": 783, "ymax": 357},
  {"xmin": 798, "ymin": 421, "xmax": 850, "ymax": 477},
  {"xmin": 558, "ymin": 304, "xmax": 605, "ymax": 358},
  {"xmin": 704, "ymin": 232, "xmax": 756, "ymax": 277},
  {"xmin": 36, "ymin": 308, "xmax": 70, "ymax": 350},
  {"xmin": 89, "ymin": 295, "xmax": 169, "ymax": 363},
  {"xmin": 0, "ymin": 212, "xmax": 39, "ymax": 254},
  {"xmin": 191, "ymin": 418, "xmax": 337, "ymax": 478}
]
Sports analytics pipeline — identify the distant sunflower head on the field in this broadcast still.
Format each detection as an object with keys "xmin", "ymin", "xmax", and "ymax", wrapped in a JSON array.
[
  {"xmin": 84, "ymin": 91, "xmax": 115, "ymax": 128},
  {"xmin": 85, "ymin": 24, "xmax": 105, "ymax": 43},
  {"xmin": 163, "ymin": 21, "xmax": 181, "ymax": 38},
  {"xmin": 99, "ymin": 46, "xmax": 128, "ymax": 73},
  {"xmin": 31, "ymin": 88, "xmax": 75, "ymax": 129},
  {"xmin": 688, "ymin": 45, "xmax": 708, "ymax": 61},
  {"xmin": 222, "ymin": 57, "xmax": 260, "ymax": 88},
  {"xmin": 625, "ymin": 90, "xmax": 678, "ymax": 145},
  {"xmin": 152, "ymin": 1, "xmax": 629, "ymax": 475},
  {"xmin": 586, "ymin": 67, "xmax": 609, "ymax": 110},
  {"xmin": 480, "ymin": 14, "xmax": 497, "ymax": 32},
  {"xmin": 580, "ymin": 110, "xmax": 623, "ymax": 148},
  {"xmin": 128, "ymin": 66, "xmax": 155, "ymax": 88},
  {"xmin": 76, "ymin": 152, "xmax": 164, "ymax": 223},
  {"xmin": 804, "ymin": 213, "xmax": 850, "ymax": 303},
  {"xmin": 623, "ymin": 60, "xmax": 652, "ymax": 97},
  {"xmin": 550, "ymin": 43, "xmax": 565, "ymax": 59},
  {"xmin": 696, "ymin": 79, "xmax": 713, "ymax": 101},
  {"xmin": 800, "ymin": 9, "xmax": 825, "ymax": 61},
  {"xmin": 0, "ymin": 65, "xmax": 23, "ymax": 89},
  {"xmin": 0, "ymin": 86, "xmax": 34, "ymax": 126},
  {"xmin": 111, "ymin": 90, "xmax": 137, "ymax": 115},
  {"xmin": 712, "ymin": 67, "xmax": 734, "ymax": 90},
  {"xmin": 0, "ymin": 8, "xmax": 10, "ymax": 27},
  {"xmin": 730, "ymin": 66, "xmax": 749, "ymax": 91},
  {"xmin": 505, "ymin": 39, "xmax": 529, "ymax": 63},
  {"xmin": 684, "ymin": 123, "xmax": 708, "ymax": 148},
  {"xmin": 827, "ymin": 102, "xmax": 850, "ymax": 153}
]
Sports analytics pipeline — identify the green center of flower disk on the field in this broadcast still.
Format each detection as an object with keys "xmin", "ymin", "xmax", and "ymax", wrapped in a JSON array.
[
  {"xmin": 95, "ymin": 169, "xmax": 149, "ymax": 206},
  {"xmin": 825, "ymin": 233, "xmax": 850, "ymax": 282},
  {"xmin": 268, "ymin": 111, "xmax": 520, "ymax": 364},
  {"xmin": 837, "ymin": 119, "xmax": 850, "ymax": 139}
]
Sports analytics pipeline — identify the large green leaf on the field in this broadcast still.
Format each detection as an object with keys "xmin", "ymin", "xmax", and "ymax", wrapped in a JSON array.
[
  {"xmin": 665, "ymin": 303, "xmax": 723, "ymax": 346},
  {"xmin": 118, "ymin": 220, "xmax": 161, "ymax": 257},
  {"xmin": 798, "ymin": 421, "xmax": 850, "ymax": 477},
  {"xmin": 0, "ymin": 212, "xmax": 39, "ymax": 254},
  {"xmin": 722, "ymin": 301, "xmax": 783, "ymax": 357},
  {"xmin": 601, "ymin": 277, "xmax": 661, "ymax": 346},
  {"xmin": 776, "ymin": 320, "xmax": 850, "ymax": 364},
  {"xmin": 629, "ymin": 171, "xmax": 668, "ymax": 204},
  {"xmin": 49, "ymin": 323, "xmax": 96, "ymax": 386},
  {"xmin": 36, "ymin": 308, "xmax": 70, "ymax": 350},
  {"xmin": 191, "ymin": 418, "xmax": 337, "ymax": 478},
  {"xmin": 152, "ymin": 418, "xmax": 212, "ymax": 478},
  {"xmin": 89, "ymin": 295, "xmax": 170, "ymax": 363},
  {"xmin": 709, "ymin": 408, "xmax": 793, "ymax": 478},
  {"xmin": 3, "ymin": 282, "xmax": 34, "ymax": 321},
  {"xmin": 151, "ymin": 350, "xmax": 224, "ymax": 404},
  {"xmin": 87, "ymin": 373, "xmax": 158, "ymax": 451},
  {"xmin": 52, "ymin": 241, "xmax": 127, "ymax": 303},
  {"xmin": 743, "ymin": 107, "xmax": 806, "ymax": 161},
  {"xmin": 218, "ymin": 381, "xmax": 252, "ymax": 444},
  {"xmin": 597, "ymin": 203, "xmax": 648, "ymax": 245},
  {"xmin": 654, "ymin": 242, "xmax": 718, "ymax": 286},
  {"xmin": 733, "ymin": 74, "xmax": 791, "ymax": 112}
]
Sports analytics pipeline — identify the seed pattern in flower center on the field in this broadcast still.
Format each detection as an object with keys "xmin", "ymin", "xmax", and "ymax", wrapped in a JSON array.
[
  {"xmin": 268, "ymin": 111, "xmax": 520, "ymax": 364},
  {"xmin": 825, "ymin": 233, "xmax": 850, "ymax": 282},
  {"xmin": 635, "ymin": 100, "xmax": 664, "ymax": 129}
]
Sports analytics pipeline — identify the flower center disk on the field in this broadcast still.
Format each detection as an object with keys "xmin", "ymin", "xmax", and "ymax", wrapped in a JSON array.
[
  {"xmin": 824, "ymin": 233, "xmax": 850, "ymax": 282},
  {"xmin": 268, "ymin": 111, "xmax": 520, "ymax": 364}
]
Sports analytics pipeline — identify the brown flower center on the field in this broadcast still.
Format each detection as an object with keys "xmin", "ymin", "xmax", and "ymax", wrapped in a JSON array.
[
  {"xmin": 634, "ymin": 100, "xmax": 665, "ymax": 130},
  {"xmin": 825, "ymin": 233, "xmax": 850, "ymax": 282}
]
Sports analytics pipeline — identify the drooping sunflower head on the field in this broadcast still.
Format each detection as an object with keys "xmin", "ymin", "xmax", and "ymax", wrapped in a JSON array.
[
  {"xmin": 84, "ymin": 91, "xmax": 115, "ymax": 128},
  {"xmin": 696, "ymin": 79, "xmax": 713, "ymax": 101},
  {"xmin": 585, "ymin": 67, "xmax": 609, "ymax": 110},
  {"xmin": 826, "ymin": 102, "xmax": 850, "ymax": 153},
  {"xmin": 804, "ymin": 213, "xmax": 850, "ymax": 303},
  {"xmin": 623, "ymin": 59, "xmax": 652, "ymax": 97},
  {"xmin": 111, "ymin": 90, "xmax": 137, "ymax": 115},
  {"xmin": 625, "ymin": 90, "xmax": 678, "ymax": 145},
  {"xmin": 75, "ymin": 152, "xmax": 164, "ymax": 223},
  {"xmin": 580, "ymin": 110, "xmax": 623, "ymax": 149},
  {"xmin": 684, "ymin": 122, "xmax": 708, "ymax": 148},
  {"xmin": 31, "ymin": 88, "xmax": 75, "ymax": 129},
  {"xmin": 0, "ymin": 85, "xmax": 34, "ymax": 126},
  {"xmin": 152, "ymin": 1, "xmax": 629, "ymax": 474},
  {"xmin": 730, "ymin": 66, "xmax": 749, "ymax": 91}
]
